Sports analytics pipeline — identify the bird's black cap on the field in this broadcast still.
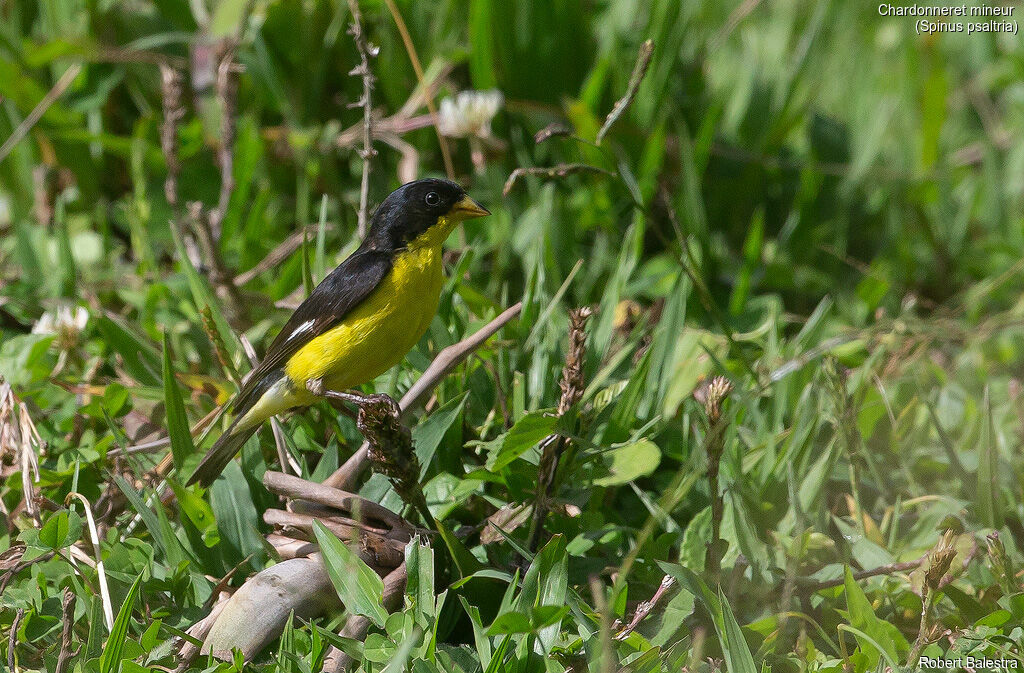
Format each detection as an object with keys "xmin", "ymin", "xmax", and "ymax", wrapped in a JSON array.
[{"xmin": 366, "ymin": 178, "xmax": 488, "ymax": 249}]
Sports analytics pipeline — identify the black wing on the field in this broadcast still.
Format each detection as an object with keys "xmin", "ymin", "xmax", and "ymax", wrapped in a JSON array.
[{"xmin": 232, "ymin": 247, "xmax": 393, "ymax": 413}]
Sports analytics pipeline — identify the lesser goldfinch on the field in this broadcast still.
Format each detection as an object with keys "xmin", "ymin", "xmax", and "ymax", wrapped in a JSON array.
[{"xmin": 187, "ymin": 179, "xmax": 489, "ymax": 486}]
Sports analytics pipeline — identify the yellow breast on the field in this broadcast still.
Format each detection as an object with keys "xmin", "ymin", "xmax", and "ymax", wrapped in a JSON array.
[{"xmin": 283, "ymin": 224, "xmax": 450, "ymax": 398}]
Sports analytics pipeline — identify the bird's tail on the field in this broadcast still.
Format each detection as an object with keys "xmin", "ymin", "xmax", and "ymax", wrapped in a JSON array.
[{"xmin": 186, "ymin": 416, "xmax": 259, "ymax": 487}]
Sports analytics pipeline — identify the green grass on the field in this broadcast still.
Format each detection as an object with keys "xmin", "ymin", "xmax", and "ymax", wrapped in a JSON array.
[{"xmin": 3, "ymin": 0, "xmax": 1024, "ymax": 671}]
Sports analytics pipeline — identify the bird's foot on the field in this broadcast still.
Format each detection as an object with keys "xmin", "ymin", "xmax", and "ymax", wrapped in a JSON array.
[
  {"xmin": 305, "ymin": 378, "xmax": 325, "ymax": 397},
  {"xmin": 305, "ymin": 380, "xmax": 391, "ymax": 413}
]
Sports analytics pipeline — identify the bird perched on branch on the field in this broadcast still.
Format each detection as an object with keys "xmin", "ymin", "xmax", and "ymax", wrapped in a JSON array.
[{"xmin": 188, "ymin": 178, "xmax": 489, "ymax": 486}]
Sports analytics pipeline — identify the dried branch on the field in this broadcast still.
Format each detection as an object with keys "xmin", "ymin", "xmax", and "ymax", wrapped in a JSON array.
[
  {"xmin": 54, "ymin": 589, "xmax": 78, "ymax": 673},
  {"xmin": 346, "ymin": 0, "xmax": 379, "ymax": 238},
  {"xmin": 323, "ymin": 302, "xmax": 522, "ymax": 490},
  {"xmin": 596, "ymin": 39, "xmax": 653, "ymax": 145},
  {"xmin": 503, "ymin": 163, "xmax": 612, "ymax": 196},
  {"xmin": 264, "ymin": 470, "xmax": 411, "ymax": 533},
  {"xmin": 177, "ymin": 591, "xmax": 231, "ymax": 669},
  {"xmin": 0, "ymin": 551, "xmax": 54, "ymax": 595},
  {"xmin": 233, "ymin": 221, "xmax": 336, "ymax": 286},
  {"xmin": 263, "ymin": 509, "xmax": 406, "ymax": 567},
  {"xmin": 796, "ymin": 557, "xmax": 925, "ymax": 592},
  {"xmin": 207, "ymin": 50, "xmax": 238, "ymax": 242},
  {"xmin": 534, "ymin": 123, "xmax": 572, "ymax": 144},
  {"xmin": 266, "ymin": 534, "xmax": 318, "ymax": 560},
  {"xmin": 159, "ymin": 66, "xmax": 184, "ymax": 222},
  {"xmin": 528, "ymin": 307, "xmax": 593, "ymax": 552},
  {"xmin": 8, "ymin": 607, "xmax": 23, "ymax": 670},
  {"xmin": 614, "ymin": 574, "xmax": 675, "ymax": 640},
  {"xmin": 0, "ymin": 63, "xmax": 82, "ymax": 163}
]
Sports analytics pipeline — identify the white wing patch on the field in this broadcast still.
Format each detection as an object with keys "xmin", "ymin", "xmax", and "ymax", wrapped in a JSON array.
[{"xmin": 286, "ymin": 319, "xmax": 316, "ymax": 342}]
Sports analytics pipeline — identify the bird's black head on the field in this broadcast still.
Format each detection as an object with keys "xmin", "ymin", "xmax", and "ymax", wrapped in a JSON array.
[{"xmin": 365, "ymin": 178, "xmax": 489, "ymax": 250}]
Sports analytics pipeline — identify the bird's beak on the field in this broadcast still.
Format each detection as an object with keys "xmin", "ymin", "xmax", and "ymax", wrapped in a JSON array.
[{"xmin": 449, "ymin": 194, "xmax": 491, "ymax": 220}]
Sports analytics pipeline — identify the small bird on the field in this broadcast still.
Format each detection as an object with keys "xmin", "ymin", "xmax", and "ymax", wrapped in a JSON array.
[{"xmin": 188, "ymin": 179, "xmax": 489, "ymax": 486}]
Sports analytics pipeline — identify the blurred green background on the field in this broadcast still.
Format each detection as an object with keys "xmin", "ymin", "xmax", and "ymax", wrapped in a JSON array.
[{"xmin": 4, "ymin": 0, "xmax": 1024, "ymax": 671}]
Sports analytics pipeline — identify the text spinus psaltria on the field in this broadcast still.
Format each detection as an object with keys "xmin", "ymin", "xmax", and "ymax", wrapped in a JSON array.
[{"xmin": 188, "ymin": 179, "xmax": 489, "ymax": 486}]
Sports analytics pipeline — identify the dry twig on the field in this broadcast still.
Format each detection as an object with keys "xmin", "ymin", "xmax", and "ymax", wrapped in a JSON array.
[
  {"xmin": 614, "ymin": 574, "xmax": 675, "ymax": 640},
  {"xmin": 8, "ymin": 608, "xmax": 24, "ymax": 671},
  {"xmin": 54, "ymin": 589, "xmax": 78, "ymax": 673},
  {"xmin": 503, "ymin": 163, "xmax": 612, "ymax": 197},
  {"xmin": 596, "ymin": 39, "xmax": 654, "ymax": 145},
  {"xmin": 346, "ymin": 0, "xmax": 379, "ymax": 238},
  {"xmin": 0, "ymin": 63, "xmax": 82, "ymax": 163}
]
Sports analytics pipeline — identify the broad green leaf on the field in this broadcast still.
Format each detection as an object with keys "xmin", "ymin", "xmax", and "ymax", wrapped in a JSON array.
[
  {"xmin": 162, "ymin": 332, "xmax": 196, "ymax": 472},
  {"xmin": 405, "ymin": 538, "xmax": 435, "ymax": 625},
  {"xmin": 168, "ymin": 479, "xmax": 219, "ymax": 547},
  {"xmin": 484, "ymin": 410, "xmax": 559, "ymax": 471},
  {"xmin": 39, "ymin": 509, "xmax": 82, "ymax": 549},
  {"xmin": 843, "ymin": 566, "xmax": 907, "ymax": 667},
  {"xmin": 313, "ymin": 520, "xmax": 388, "ymax": 628},
  {"xmin": 486, "ymin": 611, "xmax": 532, "ymax": 635},
  {"xmin": 593, "ymin": 439, "xmax": 661, "ymax": 486},
  {"xmin": 413, "ymin": 392, "xmax": 468, "ymax": 477},
  {"xmin": 99, "ymin": 572, "xmax": 143, "ymax": 673}
]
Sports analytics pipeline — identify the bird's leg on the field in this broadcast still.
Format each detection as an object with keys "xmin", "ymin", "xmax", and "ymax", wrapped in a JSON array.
[
  {"xmin": 305, "ymin": 379, "xmax": 401, "ymax": 424},
  {"xmin": 306, "ymin": 378, "xmax": 367, "ymax": 405}
]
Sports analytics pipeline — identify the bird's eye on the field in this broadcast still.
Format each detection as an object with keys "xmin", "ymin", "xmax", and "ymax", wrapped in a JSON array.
[{"xmin": 424, "ymin": 191, "xmax": 440, "ymax": 206}]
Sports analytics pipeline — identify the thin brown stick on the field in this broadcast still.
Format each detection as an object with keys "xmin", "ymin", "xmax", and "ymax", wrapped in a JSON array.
[
  {"xmin": 8, "ymin": 607, "xmax": 23, "ymax": 671},
  {"xmin": 382, "ymin": 0, "xmax": 454, "ymax": 179},
  {"xmin": 0, "ymin": 551, "xmax": 55, "ymax": 595},
  {"xmin": 233, "ymin": 221, "xmax": 336, "ymax": 286},
  {"xmin": 266, "ymin": 534, "xmax": 318, "ymax": 560},
  {"xmin": 796, "ymin": 557, "xmax": 925, "ymax": 592},
  {"xmin": 208, "ymin": 50, "xmax": 238, "ymax": 242},
  {"xmin": 262, "ymin": 509, "xmax": 406, "ymax": 567},
  {"xmin": 614, "ymin": 574, "xmax": 675, "ymax": 641},
  {"xmin": 596, "ymin": 39, "xmax": 653, "ymax": 145},
  {"xmin": 346, "ymin": 0, "xmax": 378, "ymax": 238},
  {"xmin": 322, "ymin": 302, "xmax": 522, "ymax": 490},
  {"xmin": 159, "ymin": 65, "xmax": 186, "ymax": 231},
  {"xmin": 177, "ymin": 592, "xmax": 231, "ymax": 668},
  {"xmin": 0, "ymin": 63, "xmax": 82, "ymax": 163},
  {"xmin": 263, "ymin": 470, "xmax": 411, "ymax": 533},
  {"xmin": 503, "ymin": 164, "xmax": 612, "ymax": 196},
  {"xmin": 401, "ymin": 302, "xmax": 522, "ymax": 416},
  {"xmin": 54, "ymin": 589, "xmax": 77, "ymax": 673}
]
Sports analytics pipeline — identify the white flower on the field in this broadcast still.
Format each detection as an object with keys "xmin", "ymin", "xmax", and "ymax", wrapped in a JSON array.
[
  {"xmin": 33, "ymin": 306, "xmax": 89, "ymax": 350},
  {"xmin": 438, "ymin": 89, "xmax": 504, "ymax": 139}
]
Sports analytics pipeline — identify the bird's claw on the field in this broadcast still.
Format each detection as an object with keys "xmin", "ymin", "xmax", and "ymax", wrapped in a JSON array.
[{"xmin": 306, "ymin": 378, "xmax": 325, "ymax": 397}]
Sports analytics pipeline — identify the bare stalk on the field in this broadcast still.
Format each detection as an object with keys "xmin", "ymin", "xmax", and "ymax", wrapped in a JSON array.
[
  {"xmin": 346, "ymin": 0, "xmax": 378, "ymax": 238},
  {"xmin": 527, "ymin": 307, "xmax": 592, "ymax": 552},
  {"xmin": 596, "ymin": 39, "xmax": 654, "ymax": 145},
  {"xmin": 54, "ymin": 589, "xmax": 77, "ymax": 673}
]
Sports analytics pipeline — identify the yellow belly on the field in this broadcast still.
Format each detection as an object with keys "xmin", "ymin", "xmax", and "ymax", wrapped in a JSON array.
[{"xmin": 283, "ymin": 240, "xmax": 444, "ymax": 399}]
